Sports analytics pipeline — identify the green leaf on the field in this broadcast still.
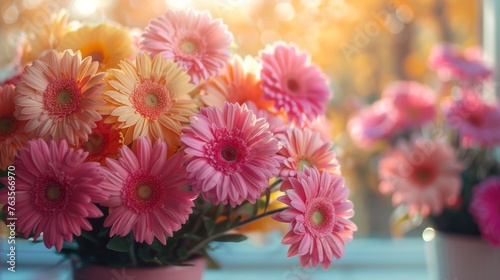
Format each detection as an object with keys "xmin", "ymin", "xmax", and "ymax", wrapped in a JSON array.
[
  {"xmin": 106, "ymin": 236, "xmax": 131, "ymax": 252},
  {"xmin": 138, "ymin": 247, "xmax": 158, "ymax": 263},
  {"xmin": 177, "ymin": 247, "xmax": 189, "ymax": 260},
  {"xmin": 184, "ymin": 233, "xmax": 202, "ymax": 241},
  {"xmin": 202, "ymin": 216, "xmax": 215, "ymax": 235},
  {"xmin": 212, "ymin": 234, "xmax": 247, "ymax": 243},
  {"xmin": 251, "ymin": 201, "xmax": 259, "ymax": 217}
]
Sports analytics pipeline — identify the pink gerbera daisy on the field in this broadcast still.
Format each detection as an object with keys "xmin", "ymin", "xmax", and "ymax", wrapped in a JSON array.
[
  {"xmin": 378, "ymin": 139, "xmax": 463, "ymax": 217},
  {"xmin": 272, "ymin": 167, "xmax": 357, "ymax": 269},
  {"xmin": 14, "ymin": 50, "xmax": 105, "ymax": 146},
  {"xmin": 469, "ymin": 177, "xmax": 500, "ymax": 246},
  {"xmin": 100, "ymin": 137, "xmax": 195, "ymax": 245},
  {"xmin": 181, "ymin": 102, "xmax": 281, "ymax": 207},
  {"xmin": 444, "ymin": 90, "xmax": 500, "ymax": 147},
  {"xmin": 382, "ymin": 81, "xmax": 436, "ymax": 129},
  {"xmin": 348, "ymin": 99, "xmax": 398, "ymax": 148},
  {"xmin": 0, "ymin": 139, "xmax": 107, "ymax": 251},
  {"xmin": 0, "ymin": 85, "xmax": 28, "ymax": 170},
  {"xmin": 278, "ymin": 127, "xmax": 340, "ymax": 191},
  {"xmin": 428, "ymin": 44, "xmax": 492, "ymax": 84},
  {"xmin": 260, "ymin": 43, "xmax": 331, "ymax": 123},
  {"xmin": 246, "ymin": 101, "xmax": 287, "ymax": 136},
  {"xmin": 140, "ymin": 9, "xmax": 233, "ymax": 84}
]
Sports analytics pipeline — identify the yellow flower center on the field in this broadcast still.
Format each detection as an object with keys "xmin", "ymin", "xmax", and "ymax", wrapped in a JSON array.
[
  {"xmin": 137, "ymin": 185, "xmax": 153, "ymax": 200},
  {"xmin": 144, "ymin": 92, "xmax": 159, "ymax": 108},
  {"xmin": 298, "ymin": 159, "xmax": 312, "ymax": 171},
  {"xmin": 180, "ymin": 40, "xmax": 198, "ymax": 53},
  {"xmin": 312, "ymin": 210, "xmax": 324, "ymax": 226}
]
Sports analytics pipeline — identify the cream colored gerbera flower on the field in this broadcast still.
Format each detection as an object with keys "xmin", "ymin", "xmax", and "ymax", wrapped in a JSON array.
[
  {"xmin": 57, "ymin": 23, "xmax": 134, "ymax": 71},
  {"xmin": 21, "ymin": 9, "xmax": 70, "ymax": 65},
  {"xmin": 99, "ymin": 53, "xmax": 197, "ymax": 149},
  {"xmin": 14, "ymin": 50, "xmax": 105, "ymax": 146}
]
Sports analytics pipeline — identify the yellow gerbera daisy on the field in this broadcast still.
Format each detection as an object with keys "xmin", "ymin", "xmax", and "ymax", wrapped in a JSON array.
[
  {"xmin": 99, "ymin": 53, "xmax": 197, "ymax": 149},
  {"xmin": 21, "ymin": 9, "xmax": 70, "ymax": 65},
  {"xmin": 57, "ymin": 23, "xmax": 134, "ymax": 71}
]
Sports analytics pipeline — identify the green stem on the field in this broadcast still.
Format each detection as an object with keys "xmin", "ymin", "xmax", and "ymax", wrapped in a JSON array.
[
  {"xmin": 130, "ymin": 235, "xmax": 138, "ymax": 267},
  {"xmin": 186, "ymin": 206, "xmax": 289, "ymax": 257}
]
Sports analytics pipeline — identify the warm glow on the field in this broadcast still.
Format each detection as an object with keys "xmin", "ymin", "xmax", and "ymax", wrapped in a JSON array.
[
  {"xmin": 72, "ymin": 0, "xmax": 99, "ymax": 17},
  {"xmin": 422, "ymin": 227, "xmax": 435, "ymax": 242}
]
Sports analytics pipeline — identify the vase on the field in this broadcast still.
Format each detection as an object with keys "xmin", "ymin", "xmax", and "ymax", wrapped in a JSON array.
[
  {"xmin": 72, "ymin": 258, "xmax": 206, "ymax": 280},
  {"xmin": 424, "ymin": 231, "xmax": 500, "ymax": 280}
]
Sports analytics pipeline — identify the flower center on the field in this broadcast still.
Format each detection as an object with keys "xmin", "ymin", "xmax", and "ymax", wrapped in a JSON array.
[
  {"xmin": 467, "ymin": 113, "xmax": 484, "ymax": 127},
  {"xmin": 137, "ymin": 185, "xmax": 152, "ymax": 200},
  {"xmin": 286, "ymin": 79, "xmax": 300, "ymax": 93},
  {"xmin": 43, "ymin": 79, "xmax": 82, "ymax": 117},
  {"xmin": 56, "ymin": 90, "xmax": 72, "ymax": 105},
  {"xmin": 206, "ymin": 129, "xmax": 250, "ymax": 175},
  {"xmin": 46, "ymin": 184, "xmax": 61, "ymax": 201},
  {"xmin": 131, "ymin": 80, "xmax": 171, "ymax": 120},
  {"xmin": 123, "ymin": 171, "xmax": 163, "ymax": 213},
  {"xmin": 81, "ymin": 42, "xmax": 108, "ymax": 64},
  {"xmin": 0, "ymin": 116, "xmax": 16, "ymax": 137},
  {"xmin": 305, "ymin": 197, "xmax": 335, "ymax": 236},
  {"xmin": 411, "ymin": 165, "xmax": 437, "ymax": 187},
  {"xmin": 180, "ymin": 39, "xmax": 198, "ymax": 54},
  {"xmin": 221, "ymin": 145, "xmax": 237, "ymax": 162},
  {"xmin": 297, "ymin": 159, "xmax": 312, "ymax": 171},
  {"xmin": 33, "ymin": 173, "xmax": 70, "ymax": 214},
  {"xmin": 82, "ymin": 132, "xmax": 105, "ymax": 156},
  {"xmin": 88, "ymin": 51, "xmax": 104, "ymax": 64}
]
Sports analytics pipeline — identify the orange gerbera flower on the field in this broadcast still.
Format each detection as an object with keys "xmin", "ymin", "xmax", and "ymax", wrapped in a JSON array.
[
  {"xmin": 0, "ymin": 85, "xmax": 28, "ymax": 170},
  {"xmin": 57, "ymin": 22, "xmax": 134, "ymax": 71},
  {"xmin": 200, "ymin": 55, "xmax": 273, "ymax": 110}
]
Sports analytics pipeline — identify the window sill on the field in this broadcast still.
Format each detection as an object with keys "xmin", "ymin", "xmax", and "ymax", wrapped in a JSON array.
[{"xmin": 1, "ymin": 233, "xmax": 429, "ymax": 279}]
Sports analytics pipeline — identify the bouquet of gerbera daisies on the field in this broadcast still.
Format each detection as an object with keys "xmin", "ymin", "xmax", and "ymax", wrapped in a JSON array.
[
  {"xmin": 0, "ymin": 7, "xmax": 356, "ymax": 270},
  {"xmin": 347, "ymin": 43, "xmax": 500, "ymax": 246}
]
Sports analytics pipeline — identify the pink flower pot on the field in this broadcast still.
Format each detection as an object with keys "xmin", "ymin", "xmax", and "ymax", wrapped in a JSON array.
[
  {"xmin": 425, "ymin": 231, "xmax": 500, "ymax": 280},
  {"xmin": 73, "ymin": 258, "xmax": 206, "ymax": 280}
]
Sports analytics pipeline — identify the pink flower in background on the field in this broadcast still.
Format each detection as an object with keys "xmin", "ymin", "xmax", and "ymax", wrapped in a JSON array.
[
  {"xmin": 378, "ymin": 139, "xmax": 463, "ymax": 217},
  {"xmin": 348, "ymin": 99, "xmax": 398, "ymax": 148},
  {"xmin": 444, "ymin": 90, "xmax": 500, "ymax": 147},
  {"xmin": 246, "ymin": 101, "xmax": 287, "ymax": 135},
  {"xmin": 0, "ymin": 85, "xmax": 28, "ymax": 170},
  {"xmin": 260, "ymin": 43, "xmax": 331, "ymax": 124},
  {"xmin": 469, "ymin": 177, "xmax": 500, "ymax": 246},
  {"xmin": 0, "ymin": 139, "xmax": 106, "ymax": 251},
  {"xmin": 140, "ymin": 9, "xmax": 233, "ymax": 84},
  {"xmin": 100, "ymin": 137, "xmax": 195, "ymax": 245},
  {"xmin": 278, "ymin": 127, "xmax": 340, "ymax": 191},
  {"xmin": 181, "ymin": 102, "xmax": 281, "ymax": 207},
  {"xmin": 14, "ymin": 50, "xmax": 105, "ymax": 146},
  {"xmin": 428, "ymin": 44, "xmax": 492, "ymax": 84},
  {"xmin": 272, "ymin": 167, "xmax": 357, "ymax": 269},
  {"xmin": 382, "ymin": 81, "xmax": 436, "ymax": 129}
]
